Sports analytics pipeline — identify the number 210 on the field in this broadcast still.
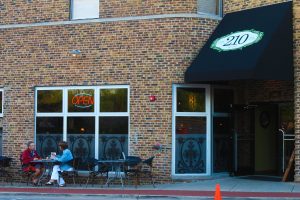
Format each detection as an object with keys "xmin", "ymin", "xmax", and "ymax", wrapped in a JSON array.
[{"xmin": 223, "ymin": 34, "xmax": 249, "ymax": 46}]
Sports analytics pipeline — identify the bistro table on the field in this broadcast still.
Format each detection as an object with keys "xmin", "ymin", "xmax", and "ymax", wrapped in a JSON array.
[
  {"xmin": 98, "ymin": 159, "xmax": 125, "ymax": 188},
  {"xmin": 30, "ymin": 159, "xmax": 58, "ymax": 186}
]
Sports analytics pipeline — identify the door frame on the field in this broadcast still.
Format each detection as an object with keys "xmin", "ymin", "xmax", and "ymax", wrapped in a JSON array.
[{"xmin": 171, "ymin": 84, "xmax": 211, "ymax": 177}]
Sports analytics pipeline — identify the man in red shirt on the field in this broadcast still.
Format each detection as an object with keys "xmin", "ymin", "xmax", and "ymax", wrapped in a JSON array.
[{"xmin": 21, "ymin": 141, "xmax": 43, "ymax": 185}]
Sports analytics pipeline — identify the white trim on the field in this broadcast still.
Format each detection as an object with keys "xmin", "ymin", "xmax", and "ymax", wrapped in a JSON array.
[
  {"xmin": 206, "ymin": 85, "xmax": 212, "ymax": 175},
  {"xmin": 0, "ymin": 89, "xmax": 3, "ymax": 118},
  {"xmin": 35, "ymin": 85, "xmax": 130, "ymax": 160},
  {"xmin": 0, "ymin": 13, "xmax": 221, "ymax": 30},
  {"xmin": 172, "ymin": 84, "xmax": 211, "ymax": 177},
  {"xmin": 94, "ymin": 88, "xmax": 100, "ymax": 159},
  {"xmin": 127, "ymin": 87, "xmax": 131, "ymax": 155}
]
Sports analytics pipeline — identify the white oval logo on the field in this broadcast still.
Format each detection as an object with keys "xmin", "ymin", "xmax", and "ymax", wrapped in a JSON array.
[{"xmin": 210, "ymin": 29, "xmax": 264, "ymax": 52}]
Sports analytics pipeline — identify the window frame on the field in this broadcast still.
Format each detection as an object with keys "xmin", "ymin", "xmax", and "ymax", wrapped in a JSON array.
[
  {"xmin": 70, "ymin": 0, "xmax": 100, "ymax": 20},
  {"xmin": 197, "ymin": 0, "xmax": 223, "ymax": 18},
  {"xmin": 172, "ymin": 84, "xmax": 212, "ymax": 177},
  {"xmin": 0, "ymin": 89, "xmax": 3, "ymax": 117},
  {"xmin": 35, "ymin": 85, "xmax": 130, "ymax": 161}
]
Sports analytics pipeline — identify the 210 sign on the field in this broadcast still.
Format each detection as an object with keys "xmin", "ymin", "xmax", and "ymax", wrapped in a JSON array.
[{"xmin": 210, "ymin": 29, "xmax": 264, "ymax": 52}]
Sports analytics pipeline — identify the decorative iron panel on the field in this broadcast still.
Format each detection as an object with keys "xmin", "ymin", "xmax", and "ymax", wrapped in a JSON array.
[{"xmin": 175, "ymin": 134, "xmax": 206, "ymax": 174}]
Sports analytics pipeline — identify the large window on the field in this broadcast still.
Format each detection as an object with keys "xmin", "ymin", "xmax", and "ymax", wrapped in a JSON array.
[
  {"xmin": 172, "ymin": 85, "xmax": 211, "ymax": 176},
  {"xmin": 71, "ymin": 0, "xmax": 99, "ymax": 20},
  {"xmin": 35, "ymin": 86, "xmax": 129, "ymax": 170},
  {"xmin": 198, "ymin": 0, "xmax": 222, "ymax": 17},
  {"xmin": 0, "ymin": 89, "xmax": 3, "ymax": 117}
]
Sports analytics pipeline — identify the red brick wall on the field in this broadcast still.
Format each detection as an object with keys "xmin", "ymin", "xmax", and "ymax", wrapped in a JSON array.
[
  {"xmin": 0, "ymin": 0, "xmax": 70, "ymax": 25},
  {"xmin": 0, "ymin": 0, "xmax": 198, "ymax": 25},
  {"xmin": 224, "ymin": 0, "xmax": 290, "ymax": 14},
  {"xmin": 100, "ymin": 0, "xmax": 197, "ymax": 18},
  {"xmin": 0, "ymin": 18, "xmax": 218, "ymax": 180}
]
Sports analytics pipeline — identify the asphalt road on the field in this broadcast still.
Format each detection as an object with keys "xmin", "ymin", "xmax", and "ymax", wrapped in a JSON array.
[{"xmin": 0, "ymin": 194, "xmax": 297, "ymax": 200}]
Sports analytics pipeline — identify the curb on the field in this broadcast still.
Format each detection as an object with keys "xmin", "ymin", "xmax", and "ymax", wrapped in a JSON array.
[{"xmin": 0, "ymin": 188, "xmax": 299, "ymax": 198}]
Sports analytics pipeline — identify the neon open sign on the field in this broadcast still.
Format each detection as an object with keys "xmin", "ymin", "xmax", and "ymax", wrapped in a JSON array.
[{"xmin": 72, "ymin": 93, "xmax": 94, "ymax": 108}]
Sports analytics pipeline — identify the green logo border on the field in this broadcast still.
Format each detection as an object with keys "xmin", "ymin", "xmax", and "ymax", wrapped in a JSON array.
[{"xmin": 210, "ymin": 29, "xmax": 264, "ymax": 52}]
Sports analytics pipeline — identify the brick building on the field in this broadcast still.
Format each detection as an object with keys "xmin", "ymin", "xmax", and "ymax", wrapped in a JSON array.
[{"xmin": 0, "ymin": 0, "xmax": 299, "ymax": 182}]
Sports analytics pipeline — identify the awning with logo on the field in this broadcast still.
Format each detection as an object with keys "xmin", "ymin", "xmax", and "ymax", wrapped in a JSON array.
[{"xmin": 184, "ymin": 2, "xmax": 293, "ymax": 83}]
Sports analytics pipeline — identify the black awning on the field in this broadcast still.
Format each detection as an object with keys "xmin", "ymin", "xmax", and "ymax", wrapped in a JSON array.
[{"xmin": 185, "ymin": 2, "xmax": 293, "ymax": 83}]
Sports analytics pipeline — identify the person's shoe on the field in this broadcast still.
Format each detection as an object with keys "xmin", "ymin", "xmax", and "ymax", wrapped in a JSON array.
[
  {"xmin": 46, "ymin": 181, "xmax": 53, "ymax": 185},
  {"xmin": 32, "ymin": 182, "xmax": 38, "ymax": 186},
  {"xmin": 58, "ymin": 183, "xmax": 65, "ymax": 187}
]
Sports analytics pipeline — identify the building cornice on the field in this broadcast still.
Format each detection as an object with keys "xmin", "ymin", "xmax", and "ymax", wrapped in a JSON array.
[{"xmin": 0, "ymin": 13, "xmax": 221, "ymax": 29}]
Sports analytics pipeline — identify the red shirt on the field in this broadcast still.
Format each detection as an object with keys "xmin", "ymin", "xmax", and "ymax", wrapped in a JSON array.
[{"xmin": 21, "ymin": 148, "xmax": 41, "ymax": 169}]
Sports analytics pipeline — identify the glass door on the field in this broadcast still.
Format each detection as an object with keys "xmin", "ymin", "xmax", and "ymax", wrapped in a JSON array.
[
  {"xmin": 172, "ymin": 85, "xmax": 211, "ymax": 176},
  {"xmin": 212, "ymin": 88, "xmax": 234, "ymax": 173}
]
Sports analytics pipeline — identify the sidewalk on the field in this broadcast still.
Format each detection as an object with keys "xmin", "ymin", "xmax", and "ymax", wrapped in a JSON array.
[{"xmin": 0, "ymin": 176, "xmax": 299, "ymax": 198}]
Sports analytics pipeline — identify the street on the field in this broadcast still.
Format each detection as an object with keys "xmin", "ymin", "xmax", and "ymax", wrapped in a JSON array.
[{"xmin": 0, "ymin": 194, "xmax": 297, "ymax": 200}]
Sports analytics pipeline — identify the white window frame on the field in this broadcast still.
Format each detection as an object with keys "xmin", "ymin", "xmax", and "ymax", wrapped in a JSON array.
[
  {"xmin": 34, "ymin": 85, "xmax": 130, "ymax": 160},
  {"xmin": 0, "ymin": 89, "xmax": 3, "ymax": 117},
  {"xmin": 172, "ymin": 84, "xmax": 211, "ymax": 177},
  {"xmin": 70, "ymin": 0, "xmax": 100, "ymax": 20},
  {"xmin": 197, "ymin": 0, "xmax": 223, "ymax": 18}
]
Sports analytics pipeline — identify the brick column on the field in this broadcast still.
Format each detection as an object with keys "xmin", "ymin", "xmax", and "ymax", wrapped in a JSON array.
[{"xmin": 294, "ymin": 0, "xmax": 300, "ymax": 182}]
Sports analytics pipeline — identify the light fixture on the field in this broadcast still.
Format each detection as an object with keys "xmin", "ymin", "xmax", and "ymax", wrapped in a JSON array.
[
  {"xmin": 149, "ymin": 95, "xmax": 156, "ymax": 102},
  {"xmin": 70, "ymin": 49, "xmax": 81, "ymax": 57}
]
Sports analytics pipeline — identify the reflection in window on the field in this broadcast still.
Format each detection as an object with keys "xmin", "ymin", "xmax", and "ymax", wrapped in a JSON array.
[
  {"xmin": 214, "ymin": 89, "xmax": 233, "ymax": 113},
  {"xmin": 100, "ymin": 89, "xmax": 127, "ymax": 112},
  {"xmin": 0, "ymin": 91, "xmax": 2, "ymax": 114},
  {"xmin": 67, "ymin": 117, "xmax": 95, "ymax": 170},
  {"xmin": 71, "ymin": 0, "xmax": 99, "ymax": 20},
  {"xmin": 176, "ymin": 117, "xmax": 206, "ymax": 134},
  {"xmin": 37, "ymin": 90, "xmax": 62, "ymax": 113},
  {"xmin": 99, "ymin": 117, "xmax": 128, "ymax": 134},
  {"xmin": 213, "ymin": 117, "xmax": 232, "ymax": 172},
  {"xmin": 99, "ymin": 117, "xmax": 128, "ymax": 160},
  {"xmin": 177, "ymin": 88, "xmax": 205, "ymax": 112},
  {"xmin": 198, "ymin": 0, "xmax": 221, "ymax": 16},
  {"xmin": 68, "ymin": 89, "xmax": 94, "ymax": 112},
  {"xmin": 0, "ymin": 128, "xmax": 2, "ymax": 155},
  {"xmin": 36, "ymin": 117, "xmax": 63, "ymax": 158},
  {"xmin": 175, "ymin": 116, "xmax": 207, "ymax": 174}
]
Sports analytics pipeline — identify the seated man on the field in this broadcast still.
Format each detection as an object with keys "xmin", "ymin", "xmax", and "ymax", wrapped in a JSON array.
[{"xmin": 21, "ymin": 141, "xmax": 43, "ymax": 185}]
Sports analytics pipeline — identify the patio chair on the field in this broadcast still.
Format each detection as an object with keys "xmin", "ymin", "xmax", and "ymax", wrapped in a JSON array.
[
  {"xmin": 58, "ymin": 157, "xmax": 80, "ymax": 186},
  {"xmin": 124, "ymin": 156, "xmax": 142, "ymax": 187},
  {"xmin": 85, "ymin": 158, "xmax": 109, "ymax": 187},
  {"xmin": 139, "ymin": 156, "xmax": 155, "ymax": 187},
  {"xmin": 0, "ymin": 156, "xmax": 13, "ymax": 185},
  {"xmin": 19, "ymin": 154, "xmax": 34, "ymax": 186}
]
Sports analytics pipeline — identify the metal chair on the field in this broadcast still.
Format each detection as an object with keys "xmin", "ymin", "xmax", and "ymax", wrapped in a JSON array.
[
  {"xmin": 85, "ymin": 158, "xmax": 109, "ymax": 187},
  {"xmin": 59, "ymin": 157, "xmax": 80, "ymax": 186},
  {"xmin": 140, "ymin": 156, "xmax": 155, "ymax": 187},
  {"xmin": 19, "ymin": 154, "xmax": 34, "ymax": 186},
  {"xmin": 0, "ymin": 156, "xmax": 13, "ymax": 185},
  {"xmin": 124, "ymin": 156, "xmax": 142, "ymax": 187}
]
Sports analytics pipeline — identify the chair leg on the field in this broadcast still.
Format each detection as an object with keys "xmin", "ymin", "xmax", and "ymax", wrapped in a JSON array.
[
  {"xmin": 72, "ymin": 173, "xmax": 76, "ymax": 185},
  {"xmin": 150, "ymin": 173, "xmax": 155, "ymax": 188},
  {"xmin": 85, "ymin": 175, "xmax": 90, "ymax": 188}
]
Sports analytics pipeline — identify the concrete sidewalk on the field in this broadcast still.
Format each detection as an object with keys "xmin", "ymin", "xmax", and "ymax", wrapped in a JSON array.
[{"xmin": 0, "ymin": 176, "xmax": 299, "ymax": 198}]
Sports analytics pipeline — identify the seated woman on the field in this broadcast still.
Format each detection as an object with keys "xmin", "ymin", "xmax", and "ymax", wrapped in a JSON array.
[
  {"xmin": 46, "ymin": 141, "xmax": 73, "ymax": 187},
  {"xmin": 21, "ymin": 141, "xmax": 43, "ymax": 185}
]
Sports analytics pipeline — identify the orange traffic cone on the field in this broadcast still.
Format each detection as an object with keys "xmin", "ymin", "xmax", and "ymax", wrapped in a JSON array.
[{"xmin": 214, "ymin": 183, "xmax": 222, "ymax": 200}]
